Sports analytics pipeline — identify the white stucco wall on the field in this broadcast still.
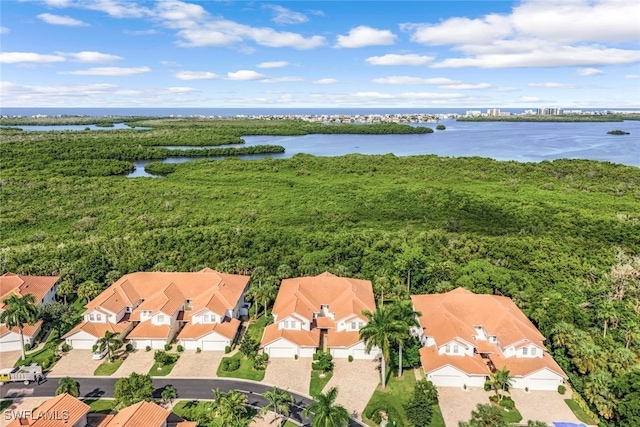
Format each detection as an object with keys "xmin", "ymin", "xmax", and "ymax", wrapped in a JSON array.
[{"xmin": 426, "ymin": 365, "xmax": 486, "ymax": 388}]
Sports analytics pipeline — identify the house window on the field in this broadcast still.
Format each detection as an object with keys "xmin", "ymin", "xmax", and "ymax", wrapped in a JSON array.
[
  {"xmin": 359, "ymin": 322, "xmax": 364, "ymax": 329},
  {"xmin": 203, "ymin": 314, "xmax": 210, "ymax": 323},
  {"xmin": 351, "ymin": 321, "xmax": 357, "ymax": 330},
  {"xmin": 211, "ymin": 315, "xmax": 216, "ymax": 323},
  {"xmin": 444, "ymin": 345, "xmax": 450, "ymax": 353},
  {"xmin": 522, "ymin": 347, "xmax": 528, "ymax": 356},
  {"xmin": 531, "ymin": 347, "xmax": 537, "ymax": 356},
  {"xmin": 96, "ymin": 314, "xmax": 102, "ymax": 321},
  {"xmin": 89, "ymin": 313, "xmax": 95, "ymax": 321},
  {"xmin": 282, "ymin": 320, "xmax": 288, "ymax": 329},
  {"xmin": 453, "ymin": 345, "xmax": 459, "ymax": 354},
  {"xmin": 157, "ymin": 314, "xmax": 165, "ymax": 322}
]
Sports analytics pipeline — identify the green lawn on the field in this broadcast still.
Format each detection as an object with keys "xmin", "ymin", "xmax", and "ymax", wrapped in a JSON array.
[
  {"xmin": 309, "ymin": 370, "xmax": 333, "ymax": 397},
  {"xmin": 173, "ymin": 400, "xmax": 258, "ymax": 427},
  {"xmin": 94, "ymin": 359, "xmax": 124, "ymax": 376},
  {"xmin": 565, "ymin": 399, "xmax": 598, "ymax": 425},
  {"xmin": 501, "ymin": 408, "xmax": 523, "ymax": 423},
  {"xmin": 216, "ymin": 352, "xmax": 265, "ymax": 381},
  {"xmin": 246, "ymin": 316, "xmax": 269, "ymax": 342},
  {"xmin": 15, "ymin": 345, "xmax": 57, "ymax": 369},
  {"xmin": 363, "ymin": 371, "xmax": 444, "ymax": 427},
  {"xmin": 84, "ymin": 399, "xmax": 115, "ymax": 414},
  {"xmin": 149, "ymin": 356, "xmax": 180, "ymax": 376},
  {"xmin": 281, "ymin": 420, "xmax": 297, "ymax": 427}
]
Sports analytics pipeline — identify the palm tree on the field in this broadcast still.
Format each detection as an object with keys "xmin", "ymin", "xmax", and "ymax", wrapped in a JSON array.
[
  {"xmin": 359, "ymin": 305, "xmax": 406, "ymax": 389},
  {"xmin": 595, "ymin": 299, "xmax": 618, "ymax": 338},
  {"xmin": 96, "ymin": 331, "xmax": 122, "ymax": 362},
  {"xmin": 55, "ymin": 376, "xmax": 80, "ymax": 397},
  {"xmin": 390, "ymin": 300, "xmax": 421, "ymax": 378},
  {"xmin": 0, "ymin": 293, "xmax": 40, "ymax": 361},
  {"xmin": 490, "ymin": 367, "xmax": 514, "ymax": 397},
  {"xmin": 56, "ymin": 280, "xmax": 74, "ymax": 305},
  {"xmin": 161, "ymin": 385, "xmax": 177, "ymax": 405},
  {"xmin": 77, "ymin": 280, "xmax": 103, "ymax": 303},
  {"xmin": 210, "ymin": 388, "xmax": 248, "ymax": 426},
  {"xmin": 261, "ymin": 387, "xmax": 295, "ymax": 422},
  {"xmin": 303, "ymin": 386, "xmax": 350, "ymax": 427}
]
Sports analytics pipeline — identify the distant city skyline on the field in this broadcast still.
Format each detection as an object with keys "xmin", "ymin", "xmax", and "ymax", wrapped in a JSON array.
[{"xmin": 1, "ymin": 0, "xmax": 639, "ymax": 108}]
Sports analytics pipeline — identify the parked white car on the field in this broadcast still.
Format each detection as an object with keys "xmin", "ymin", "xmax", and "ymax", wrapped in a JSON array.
[{"xmin": 92, "ymin": 346, "xmax": 108, "ymax": 360}]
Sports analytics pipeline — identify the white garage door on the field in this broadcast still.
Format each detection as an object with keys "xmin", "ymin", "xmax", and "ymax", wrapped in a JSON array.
[
  {"xmin": 526, "ymin": 378, "xmax": 558, "ymax": 391},
  {"xmin": 0, "ymin": 340, "xmax": 23, "ymax": 352},
  {"xmin": 430, "ymin": 374, "xmax": 464, "ymax": 387},
  {"xmin": 352, "ymin": 349, "xmax": 371, "ymax": 359},
  {"xmin": 268, "ymin": 347, "xmax": 295, "ymax": 358},
  {"xmin": 68, "ymin": 339, "xmax": 95, "ymax": 350},
  {"xmin": 202, "ymin": 340, "xmax": 226, "ymax": 351}
]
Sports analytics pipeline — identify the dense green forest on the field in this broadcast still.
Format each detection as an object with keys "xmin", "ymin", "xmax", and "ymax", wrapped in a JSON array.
[
  {"xmin": 1, "ymin": 118, "xmax": 639, "ymax": 425},
  {"xmin": 457, "ymin": 114, "xmax": 640, "ymax": 122}
]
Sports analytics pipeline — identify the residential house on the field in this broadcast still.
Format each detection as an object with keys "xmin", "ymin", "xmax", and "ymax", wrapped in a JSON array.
[
  {"xmin": 261, "ymin": 272, "xmax": 379, "ymax": 359},
  {"xmin": 6, "ymin": 393, "xmax": 90, "ymax": 427},
  {"xmin": 0, "ymin": 272, "xmax": 58, "ymax": 352},
  {"xmin": 411, "ymin": 288, "xmax": 566, "ymax": 390},
  {"xmin": 63, "ymin": 268, "xmax": 249, "ymax": 351},
  {"xmin": 97, "ymin": 400, "xmax": 197, "ymax": 427}
]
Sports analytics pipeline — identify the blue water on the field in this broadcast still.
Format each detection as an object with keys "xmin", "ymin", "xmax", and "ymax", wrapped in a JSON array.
[
  {"xmin": 0, "ymin": 123, "xmax": 147, "ymax": 131},
  {"xmin": 128, "ymin": 119, "xmax": 640, "ymax": 177}
]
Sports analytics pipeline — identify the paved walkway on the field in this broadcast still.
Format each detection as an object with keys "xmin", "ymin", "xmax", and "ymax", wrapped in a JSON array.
[
  {"xmin": 263, "ymin": 357, "xmax": 312, "ymax": 396},
  {"xmin": 510, "ymin": 388, "xmax": 582, "ymax": 426},
  {"xmin": 112, "ymin": 350, "xmax": 155, "ymax": 377},
  {"xmin": 167, "ymin": 351, "xmax": 227, "ymax": 378},
  {"xmin": 48, "ymin": 350, "xmax": 103, "ymax": 377},
  {"xmin": 437, "ymin": 386, "xmax": 492, "ymax": 427},
  {"xmin": 322, "ymin": 359, "xmax": 380, "ymax": 420}
]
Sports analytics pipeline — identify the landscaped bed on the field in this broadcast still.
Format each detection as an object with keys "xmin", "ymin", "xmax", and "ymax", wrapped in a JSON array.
[
  {"xmin": 84, "ymin": 399, "xmax": 115, "ymax": 414},
  {"xmin": 216, "ymin": 352, "xmax": 265, "ymax": 381},
  {"xmin": 565, "ymin": 399, "xmax": 598, "ymax": 425},
  {"xmin": 309, "ymin": 369, "xmax": 333, "ymax": 397},
  {"xmin": 94, "ymin": 359, "xmax": 124, "ymax": 376}
]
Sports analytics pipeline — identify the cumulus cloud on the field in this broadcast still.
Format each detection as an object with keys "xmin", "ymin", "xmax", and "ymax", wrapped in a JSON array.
[
  {"xmin": 0, "ymin": 26, "xmax": 9, "ymax": 34},
  {"xmin": 226, "ymin": 70, "xmax": 267, "ymax": 81},
  {"xmin": 263, "ymin": 5, "xmax": 308, "ymax": 25},
  {"xmin": 60, "ymin": 51, "xmax": 124, "ymax": 63},
  {"xmin": 257, "ymin": 61, "xmax": 290, "ymax": 68},
  {"xmin": 37, "ymin": 13, "xmax": 89, "ymax": 26},
  {"xmin": 528, "ymin": 82, "xmax": 577, "ymax": 88},
  {"xmin": 577, "ymin": 67, "xmax": 604, "ymax": 76},
  {"xmin": 403, "ymin": 0, "xmax": 640, "ymax": 68},
  {"xmin": 174, "ymin": 70, "xmax": 217, "ymax": 80},
  {"xmin": 261, "ymin": 76, "xmax": 305, "ymax": 83},
  {"xmin": 372, "ymin": 76, "xmax": 459, "ymax": 85},
  {"xmin": 0, "ymin": 52, "xmax": 65, "ymax": 64},
  {"xmin": 63, "ymin": 66, "xmax": 151, "ymax": 76},
  {"xmin": 313, "ymin": 78, "xmax": 338, "ymax": 84},
  {"xmin": 366, "ymin": 54, "xmax": 433, "ymax": 66},
  {"xmin": 166, "ymin": 86, "xmax": 198, "ymax": 93},
  {"xmin": 440, "ymin": 83, "xmax": 492, "ymax": 90},
  {"xmin": 335, "ymin": 26, "xmax": 396, "ymax": 48}
]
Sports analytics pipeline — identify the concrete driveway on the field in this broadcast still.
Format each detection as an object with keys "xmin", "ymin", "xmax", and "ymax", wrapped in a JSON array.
[
  {"xmin": 322, "ymin": 359, "xmax": 380, "ymax": 420},
  {"xmin": 48, "ymin": 350, "xmax": 103, "ymax": 377},
  {"xmin": 167, "ymin": 351, "xmax": 225, "ymax": 378},
  {"xmin": 0, "ymin": 351, "xmax": 23, "ymax": 368},
  {"xmin": 262, "ymin": 357, "xmax": 312, "ymax": 396},
  {"xmin": 437, "ymin": 386, "xmax": 492, "ymax": 427},
  {"xmin": 510, "ymin": 388, "xmax": 583, "ymax": 426},
  {"xmin": 113, "ymin": 350, "xmax": 155, "ymax": 377},
  {"xmin": 0, "ymin": 397, "xmax": 49, "ymax": 427}
]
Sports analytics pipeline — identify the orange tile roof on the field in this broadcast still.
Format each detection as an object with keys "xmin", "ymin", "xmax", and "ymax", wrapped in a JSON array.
[
  {"xmin": 316, "ymin": 317, "xmax": 335, "ymax": 328},
  {"xmin": 127, "ymin": 322, "xmax": 171, "ymax": 339},
  {"xmin": 419, "ymin": 346, "xmax": 489, "ymax": 376},
  {"xmin": 62, "ymin": 321, "xmax": 130, "ymax": 339},
  {"xmin": 411, "ymin": 288, "xmax": 545, "ymax": 349},
  {"xmin": 86, "ymin": 269, "xmax": 248, "ymax": 320},
  {"xmin": 7, "ymin": 393, "xmax": 89, "ymax": 427},
  {"xmin": 261, "ymin": 323, "xmax": 320, "ymax": 347},
  {"xmin": 174, "ymin": 422, "xmax": 198, "ymax": 427},
  {"xmin": 100, "ymin": 401, "xmax": 169, "ymax": 427},
  {"xmin": 0, "ymin": 320, "xmax": 43, "ymax": 339},
  {"xmin": 327, "ymin": 330, "xmax": 362, "ymax": 347},
  {"xmin": 0, "ymin": 273, "xmax": 58, "ymax": 309},
  {"xmin": 490, "ymin": 353, "xmax": 567, "ymax": 378},
  {"xmin": 177, "ymin": 318, "xmax": 241, "ymax": 340}
]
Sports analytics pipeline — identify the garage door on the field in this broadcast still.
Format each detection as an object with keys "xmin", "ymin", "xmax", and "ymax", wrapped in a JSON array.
[
  {"xmin": 352, "ymin": 349, "xmax": 370, "ymax": 359},
  {"xmin": 430, "ymin": 375, "xmax": 464, "ymax": 387},
  {"xmin": 526, "ymin": 378, "xmax": 558, "ymax": 391},
  {"xmin": 0, "ymin": 340, "xmax": 23, "ymax": 352},
  {"xmin": 68, "ymin": 339, "xmax": 95, "ymax": 350},
  {"xmin": 202, "ymin": 340, "xmax": 226, "ymax": 351},
  {"xmin": 268, "ymin": 347, "xmax": 295, "ymax": 358}
]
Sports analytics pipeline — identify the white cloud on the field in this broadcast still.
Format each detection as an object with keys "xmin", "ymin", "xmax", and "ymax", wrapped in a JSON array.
[
  {"xmin": 0, "ymin": 52, "xmax": 65, "ymax": 64},
  {"xmin": 257, "ymin": 61, "xmax": 289, "ymax": 68},
  {"xmin": 366, "ymin": 54, "xmax": 433, "ymax": 66},
  {"xmin": 63, "ymin": 66, "xmax": 151, "ymax": 76},
  {"xmin": 166, "ymin": 86, "xmax": 198, "ymax": 93},
  {"xmin": 263, "ymin": 4, "xmax": 308, "ymax": 25},
  {"xmin": 124, "ymin": 29, "xmax": 158, "ymax": 35},
  {"xmin": 226, "ymin": 70, "xmax": 267, "ymax": 81},
  {"xmin": 528, "ymin": 82, "xmax": 577, "ymax": 88},
  {"xmin": 261, "ymin": 76, "xmax": 305, "ymax": 83},
  {"xmin": 37, "ymin": 13, "xmax": 89, "ymax": 26},
  {"xmin": 313, "ymin": 78, "xmax": 338, "ymax": 84},
  {"xmin": 59, "ymin": 51, "xmax": 123, "ymax": 63},
  {"xmin": 402, "ymin": 15, "xmax": 511, "ymax": 46},
  {"xmin": 174, "ymin": 70, "xmax": 217, "ymax": 80},
  {"xmin": 84, "ymin": 0, "xmax": 151, "ymax": 18},
  {"xmin": 335, "ymin": 26, "xmax": 396, "ymax": 48},
  {"xmin": 625, "ymin": 74, "xmax": 638, "ymax": 79},
  {"xmin": 517, "ymin": 96, "xmax": 542, "ymax": 103},
  {"xmin": 440, "ymin": 83, "xmax": 492, "ymax": 90},
  {"xmin": 577, "ymin": 67, "xmax": 604, "ymax": 76},
  {"xmin": 0, "ymin": 26, "xmax": 9, "ymax": 34},
  {"xmin": 372, "ymin": 76, "xmax": 459, "ymax": 85}
]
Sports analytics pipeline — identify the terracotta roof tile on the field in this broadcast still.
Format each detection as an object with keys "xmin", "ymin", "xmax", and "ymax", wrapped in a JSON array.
[
  {"xmin": 0, "ymin": 273, "xmax": 58, "ymax": 309},
  {"xmin": 62, "ymin": 321, "xmax": 130, "ymax": 339},
  {"xmin": 261, "ymin": 323, "xmax": 320, "ymax": 347},
  {"xmin": 127, "ymin": 322, "xmax": 171, "ymax": 339},
  {"xmin": 327, "ymin": 330, "xmax": 362, "ymax": 347},
  {"xmin": 419, "ymin": 346, "xmax": 489, "ymax": 376},
  {"xmin": 177, "ymin": 318, "xmax": 240, "ymax": 340},
  {"xmin": 490, "ymin": 352, "xmax": 566, "ymax": 378},
  {"xmin": 0, "ymin": 320, "xmax": 42, "ymax": 339},
  {"xmin": 100, "ymin": 401, "xmax": 169, "ymax": 427},
  {"xmin": 7, "ymin": 393, "xmax": 89, "ymax": 427}
]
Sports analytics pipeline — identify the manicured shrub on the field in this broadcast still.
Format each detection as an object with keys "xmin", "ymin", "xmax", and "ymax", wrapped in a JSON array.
[
  {"xmin": 61, "ymin": 343, "xmax": 70, "ymax": 353},
  {"xmin": 145, "ymin": 346, "xmax": 151, "ymax": 352},
  {"xmin": 125, "ymin": 343, "xmax": 133, "ymax": 353},
  {"xmin": 312, "ymin": 351, "xmax": 334, "ymax": 373},
  {"xmin": 252, "ymin": 353, "xmax": 269, "ymax": 370},
  {"xmin": 92, "ymin": 344, "xmax": 98, "ymax": 352},
  {"xmin": 221, "ymin": 357, "xmax": 240, "ymax": 372},
  {"xmin": 294, "ymin": 354, "xmax": 298, "ymax": 360},
  {"xmin": 558, "ymin": 385, "xmax": 566, "ymax": 395},
  {"xmin": 196, "ymin": 347, "xmax": 201, "ymax": 353},
  {"xmin": 164, "ymin": 344, "xmax": 172, "ymax": 351},
  {"xmin": 348, "ymin": 355, "xmax": 353, "ymax": 362},
  {"xmin": 177, "ymin": 345, "xmax": 184, "ymax": 353},
  {"xmin": 224, "ymin": 345, "xmax": 231, "ymax": 354},
  {"xmin": 24, "ymin": 343, "xmax": 31, "ymax": 352},
  {"xmin": 500, "ymin": 397, "xmax": 515, "ymax": 410},
  {"xmin": 484, "ymin": 381, "xmax": 492, "ymax": 392},
  {"xmin": 489, "ymin": 395, "xmax": 500, "ymax": 404}
]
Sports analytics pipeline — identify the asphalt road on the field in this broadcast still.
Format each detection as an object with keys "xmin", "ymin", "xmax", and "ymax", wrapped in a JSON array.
[{"xmin": 1, "ymin": 377, "xmax": 366, "ymax": 427}]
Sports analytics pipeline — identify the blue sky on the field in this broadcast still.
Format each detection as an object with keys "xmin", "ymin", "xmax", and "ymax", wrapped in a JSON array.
[{"xmin": 1, "ymin": 0, "xmax": 639, "ymax": 108}]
